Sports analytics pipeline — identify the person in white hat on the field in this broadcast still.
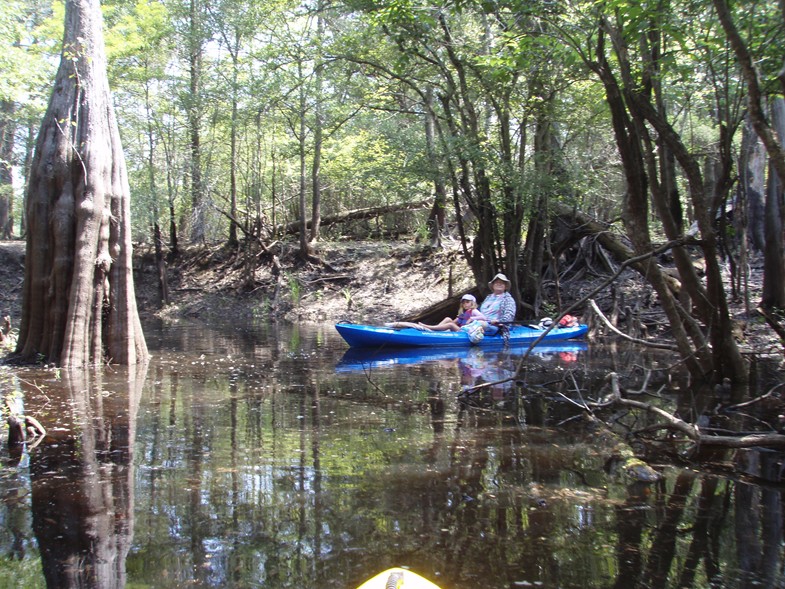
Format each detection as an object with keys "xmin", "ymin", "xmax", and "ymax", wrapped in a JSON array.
[
  {"xmin": 478, "ymin": 273, "xmax": 516, "ymax": 330},
  {"xmin": 417, "ymin": 293, "xmax": 487, "ymax": 331}
]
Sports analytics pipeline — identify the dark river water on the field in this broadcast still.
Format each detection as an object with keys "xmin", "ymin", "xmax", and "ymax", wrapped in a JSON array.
[{"xmin": 0, "ymin": 319, "xmax": 783, "ymax": 588}]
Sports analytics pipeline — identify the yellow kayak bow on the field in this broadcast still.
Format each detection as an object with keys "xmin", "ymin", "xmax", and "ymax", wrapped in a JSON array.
[{"xmin": 356, "ymin": 568, "xmax": 444, "ymax": 589}]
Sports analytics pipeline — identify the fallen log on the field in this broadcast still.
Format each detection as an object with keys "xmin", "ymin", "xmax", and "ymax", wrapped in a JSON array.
[
  {"xmin": 277, "ymin": 199, "xmax": 432, "ymax": 236},
  {"xmin": 552, "ymin": 203, "xmax": 684, "ymax": 294}
]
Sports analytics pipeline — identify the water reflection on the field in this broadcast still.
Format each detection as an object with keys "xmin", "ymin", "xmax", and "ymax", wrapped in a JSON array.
[
  {"xmin": 0, "ymin": 320, "xmax": 783, "ymax": 588},
  {"xmin": 335, "ymin": 342, "xmax": 587, "ymax": 373},
  {"xmin": 0, "ymin": 363, "xmax": 145, "ymax": 588}
]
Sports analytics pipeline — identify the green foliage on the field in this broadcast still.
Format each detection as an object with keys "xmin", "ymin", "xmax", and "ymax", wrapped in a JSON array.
[
  {"xmin": 0, "ymin": 556, "xmax": 46, "ymax": 589},
  {"xmin": 3, "ymin": 0, "xmax": 780, "ymax": 270},
  {"xmin": 288, "ymin": 275, "xmax": 301, "ymax": 306},
  {"xmin": 0, "ymin": 0, "xmax": 60, "ymax": 104}
]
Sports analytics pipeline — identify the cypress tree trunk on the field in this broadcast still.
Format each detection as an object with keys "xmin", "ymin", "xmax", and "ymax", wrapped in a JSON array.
[{"xmin": 15, "ymin": 0, "xmax": 148, "ymax": 367}]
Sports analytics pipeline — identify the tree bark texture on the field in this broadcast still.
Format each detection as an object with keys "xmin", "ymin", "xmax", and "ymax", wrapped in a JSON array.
[
  {"xmin": 739, "ymin": 119, "xmax": 767, "ymax": 252},
  {"xmin": 761, "ymin": 99, "xmax": 785, "ymax": 309},
  {"xmin": 15, "ymin": 0, "xmax": 148, "ymax": 367}
]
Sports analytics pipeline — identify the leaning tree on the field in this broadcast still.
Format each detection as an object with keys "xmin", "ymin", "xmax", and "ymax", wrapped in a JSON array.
[{"xmin": 14, "ymin": 0, "xmax": 148, "ymax": 366}]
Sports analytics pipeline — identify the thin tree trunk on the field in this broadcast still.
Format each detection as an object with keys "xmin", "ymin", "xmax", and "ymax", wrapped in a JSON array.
[
  {"xmin": 188, "ymin": 0, "xmax": 205, "ymax": 244},
  {"xmin": 424, "ymin": 87, "xmax": 446, "ymax": 248},
  {"xmin": 224, "ymin": 26, "xmax": 241, "ymax": 249},
  {"xmin": 309, "ymin": 5, "xmax": 324, "ymax": 244},
  {"xmin": 297, "ymin": 59, "xmax": 310, "ymax": 259},
  {"xmin": 228, "ymin": 67, "xmax": 239, "ymax": 248},
  {"xmin": 0, "ymin": 100, "xmax": 14, "ymax": 238}
]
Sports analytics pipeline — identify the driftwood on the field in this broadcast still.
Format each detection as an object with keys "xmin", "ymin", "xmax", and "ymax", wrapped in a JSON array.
[
  {"xmin": 402, "ymin": 291, "xmax": 479, "ymax": 324},
  {"xmin": 277, "ymin": 199, "xmax": 432, "ymax": 236},
  {"xmin": 220, "ymin": 198, "xmax": 428, "ymax": 239},
  {"xmin": 7, "ymin": 414, "xmax": 47, "ymax": 447}
]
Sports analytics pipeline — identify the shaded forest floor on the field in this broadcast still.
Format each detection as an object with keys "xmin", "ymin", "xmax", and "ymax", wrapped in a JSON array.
[{"xmin": 0, "ymin": 237, "xmax": 781, "ymax": 357}]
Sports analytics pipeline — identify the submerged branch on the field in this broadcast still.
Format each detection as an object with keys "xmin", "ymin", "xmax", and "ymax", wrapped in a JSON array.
[
  {"xmin": 588, "ymin": 299, "xmax": 678, "ymax": 350},
  {"xmin": 606, "ymin": 372, "xmax": 700, "ymax": 440},
  {"xmin": 603, "ymin": 372, "xmax": 785, "ymax": 450}
]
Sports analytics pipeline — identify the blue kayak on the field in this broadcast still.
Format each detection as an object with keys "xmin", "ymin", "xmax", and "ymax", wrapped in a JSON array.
[
  {"xmin": 335, "ymin": 321, "xmax": 588, "ymax": 348},
  {"xmin": 336, "ymin": 341, "xmax": 588, "ymax": 372}
]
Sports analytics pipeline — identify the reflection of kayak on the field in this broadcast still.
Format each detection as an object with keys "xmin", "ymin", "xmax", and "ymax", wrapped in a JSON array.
[
  {"xmin": 356, "ymin": 568, "xmax": 443, "ymax": 589},
  {"xmin": 336, "ymin": 341, "xmax": 588, "ymax": 372},
  {"xmin": 335, "ymin": 322, "xmax": 588, "ymax": 348}
]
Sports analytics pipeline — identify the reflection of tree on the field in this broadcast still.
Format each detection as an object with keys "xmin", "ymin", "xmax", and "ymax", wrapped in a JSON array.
[
  {"xmin": 676, "ymin": 477, "xmax": 721, "ymax": 588},
  {"xmin": 734, "ymin": 449, "xmax": 784, "ymax": 588},
  {"xmin": 644, "ymin": 473, "xmax": 694, "ymax": 586},
  {"xmin": 27, "ymin": 363, "xmax": 145, "ymax": 588},
  {"xmin": 606, "ymin": 455, "xmax": 785, "ymax": 589}
]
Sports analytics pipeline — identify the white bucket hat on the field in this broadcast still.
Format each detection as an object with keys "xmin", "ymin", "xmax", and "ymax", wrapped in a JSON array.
[
  {"xmin": 488, "ymin": 273, "xmax": 511, "ymax": 289},
  {"xmin": 461, "ymin": 294, "xmax": 476, "ymax": 303}
]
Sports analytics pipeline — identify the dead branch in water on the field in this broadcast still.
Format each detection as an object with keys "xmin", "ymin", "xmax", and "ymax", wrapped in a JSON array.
[
  {"xmin": 588, "ymin": 299, "xmax": 678, "ymax": 351},
  {"xmin": 600, "ymin": 372, "xmax": 785, "ymax": 450}
]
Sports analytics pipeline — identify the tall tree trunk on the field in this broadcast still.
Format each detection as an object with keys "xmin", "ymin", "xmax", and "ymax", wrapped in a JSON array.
[
  {"xmin": 739, "ymin": 118, "xmax": 767, "ymax": 252},
  {"xmin": 15, "ymin": 0, "xmax": 148, "ymax": 367},
  {"xmin": 228, "ymin": 63, "xmax": 239, "ymax": 248},
  {"xmin": 223, "ymin": 25, "xmax": 242, "ymax": 250},
  {"xmin": 309, "ymin": 5, "xmax": 324, "ymax": 244},
  {"xmin": 424, "ymin": 87, "xmax": 446, "ymax": 248},
  {"xmin": 0, "ymin": 100, "xmax": 14, "ymax": 239},
  {"xmin": 187, "ymin": 0, "xmax": 205, "ymax": 244},
  {"xmin": 297, "ymin": 59, "xmax": 310, "ymax": 259},
  {"xmin": 761, "ymin": 99, "xmax": 785, "ymax": 309},
  {"xmin": 144, "ymin": 79, "xmax": 168, "ymax": 305},
  {"xmin": 520, "ymin": 86, "xmax": 559, "ymax": 318},
  {"xmin": 160, "ymin": 112, "xmax": 179, "ymax": 257}
]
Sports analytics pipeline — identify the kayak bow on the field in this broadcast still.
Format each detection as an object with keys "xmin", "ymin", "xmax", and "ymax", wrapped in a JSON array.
[{"xmin": 355, "ymin": 568, "xmax": 443, "ymax": 589}]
